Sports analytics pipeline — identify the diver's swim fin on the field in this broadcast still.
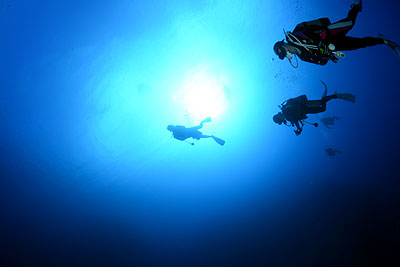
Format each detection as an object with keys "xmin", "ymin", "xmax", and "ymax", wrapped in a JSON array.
[
  {"xmin": 379, "ymin": 34, "xmax": 400, "ymax": 59},
  {"xmin": 202, "ymin": 117, "xmax": 212, "ymax": 123},
  {"xmin": 320, "ymin": 80, "xmax": 328, "ymax": 99},
  {"xmin": 335, "ymin": 93, "xmax": 356, "ymax": 103},
  {"xmin": 387, "ymin": 41, "xmax": 400, "ymax": 58},
  {"xmin": 351, "ymin": 0, "xmax": 362, "ymax": 12},
  {"xmin": 212, "ymin": 136, "xmax": 225, "ymax": 146}
]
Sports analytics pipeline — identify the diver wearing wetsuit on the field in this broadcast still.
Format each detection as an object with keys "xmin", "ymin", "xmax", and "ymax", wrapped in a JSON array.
[
  {"xmin": 167, "ymin": 117, "xmax": 225, "ymax": 146},
  {"xmin": 273, "ymin": 82, "xmax": 355, "ymax": 135},
  {"xmin": 273, "ymin": 0, "xmax": 398, "ymax": 66}
]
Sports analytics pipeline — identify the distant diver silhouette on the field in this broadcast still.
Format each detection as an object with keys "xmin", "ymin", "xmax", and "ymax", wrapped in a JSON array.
[
  {"xmin": 320, "ymin": 116, "xmax": 340, "ymax": 129},
  {"xmin": 273, "ymin": 0, "xmax": 400, "ymax": 67},
  {"xmin": 167, "ymin": 117, "xmax": 225, "ymax": 146},
  {"xmin": 325, "ymin": 148, "xmax": 342, "ymax": 158},
  {"xmin": 273, "ymin": 81, "xmax": 355, "ymax": 135}
]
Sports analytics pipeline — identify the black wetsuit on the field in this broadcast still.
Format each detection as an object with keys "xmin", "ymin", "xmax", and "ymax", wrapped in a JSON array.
[
  {"xmin": 171, "ymin": 126, "xmax": 203, "ymax": 141},
  {"xmin": 281, "ymin": 94, "xmax": 337, "ymax": 133},
  {"xmin": 289, "ymin": 5, "xmax": 384, "ymax": 65}
]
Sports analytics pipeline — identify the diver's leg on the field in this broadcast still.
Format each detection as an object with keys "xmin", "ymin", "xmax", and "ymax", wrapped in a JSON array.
[
  {"xmin": 327, "ymin": 4, "xmax": 361, "ymax": 38},
  {"xmin": 306, "ymin": 100, "xmax": 327, "ymax": 114},
  {"xmin": 192, "ymin": 122, "xmax": 205, "ymax": 130},
  {"xmin": 192, "ymin": 125, "xmax": 202, "ymax": 130},
  {"xmin": 322, "ymin": 95, "xmax": 338, "ymax": 102},
  {"xmin": 351, "ymin": 0, "xmax": 362, "ymax": 12},
  {"xmin": 334, "ymin": 36, "xmax": 385, "ymax": 51},
  {"xmin": 306, "ymin": 95, "xmax": 337, "ymax": 114},
  {"xmin": 190, "ymin": 130, "xmax": 203, "ymax": 139},
  {"xmin": 201, "ymin": 135, "xmax": 225, "ymax": 146},
  {"xmin": 337, "ymin": 4, "xmax": 360, "ymax": 26},
  {"xmin": 193, "ymin": 117, "xmax": 212, "ymax": 130}
]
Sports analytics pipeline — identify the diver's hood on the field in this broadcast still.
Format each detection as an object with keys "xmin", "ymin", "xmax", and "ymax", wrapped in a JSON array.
[{"xmin": 274, "ymin": 40, "xmax": 286, "ymax": 60}]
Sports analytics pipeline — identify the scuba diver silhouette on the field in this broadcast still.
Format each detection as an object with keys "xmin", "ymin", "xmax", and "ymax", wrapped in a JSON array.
[
  {"xmin": 273, "ymin": 0, "xmax": 400, "ymax": 67},
  {"xmin": 273, "ymin": 81, "xmax": 355, "ymax": 135},
  {"xmin": 321, "ymin": 116, "xmax": 340, "ymax": 129},
  {"xmin": 325, "ymin": 148, "xmax": 342, "ymax": 158},
  {"xmin": 167, "ymin": 117, "xmax": 225, "ymax": 146}
]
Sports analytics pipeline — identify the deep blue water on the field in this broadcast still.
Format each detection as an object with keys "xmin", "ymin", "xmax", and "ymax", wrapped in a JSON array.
[{"xmin": 1, "ymin": 0, "xmax": 400, "ymax": 266}]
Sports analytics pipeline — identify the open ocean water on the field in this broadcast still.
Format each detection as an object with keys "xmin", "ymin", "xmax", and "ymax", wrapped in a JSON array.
[{"xmin": 1, "ymin": 0, "xmax": 400, "ymax": 266}]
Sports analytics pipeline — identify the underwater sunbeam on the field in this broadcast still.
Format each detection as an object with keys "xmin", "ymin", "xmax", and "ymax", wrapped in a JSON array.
[{"xmin": 173, "ymin": 66, "xmax": 228, "ymax": 122}]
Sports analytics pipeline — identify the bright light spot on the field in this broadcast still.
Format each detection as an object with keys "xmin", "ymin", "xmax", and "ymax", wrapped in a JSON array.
[{"xmin": 173, "ymin": 66, "xmax": 228, "ymax": 122}]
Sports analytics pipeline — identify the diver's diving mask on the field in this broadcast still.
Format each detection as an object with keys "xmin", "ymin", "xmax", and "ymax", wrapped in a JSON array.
[
  {"xmin": 276, "ymin": 47, "xmax": 286, "ymax": 60},
  {"xmin": 274, "ymin": 40, "xmax": 287, "ymax": 60},
  {"xmin": 275, "ymin": 44, "xmax": 292, "ymax": 60}
]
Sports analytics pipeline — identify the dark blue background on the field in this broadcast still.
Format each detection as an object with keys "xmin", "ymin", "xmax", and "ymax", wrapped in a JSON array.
[{"xmin": 1, "ymin": 0, "xmax": 400, "ymax": 266}]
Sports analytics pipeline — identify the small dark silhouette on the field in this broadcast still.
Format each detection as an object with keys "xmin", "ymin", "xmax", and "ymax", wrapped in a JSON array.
[
  {"xmin": 167, "ymin": 117, "xmax": 225, "ymax": 146},
  {"xmin": 273, "ymin": 81, "xmax": 355, "ymax": 135},
  {"xmin": 320, "ymin": 116, "xmax": 340, "ymax": 129},
  {"xmin": 325, "ymin": 148, "xmax": 342, "ymax": 158}
]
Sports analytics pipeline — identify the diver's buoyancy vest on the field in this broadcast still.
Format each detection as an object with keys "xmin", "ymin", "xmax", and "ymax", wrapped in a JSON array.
[
  {"xmin": 281, "ymin": 95, "xmax": 308, "ymax": 122},
  {"xmin": 289, "ymin": 18, "xmax": 332, "ymax": 65},
  {"xmin": 173, "ymin": 126, "xmax": 190, "ymax": 140},
  {"xmin": 173, "ymin": 126, "xmax": 202, "ymax": 140}
]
